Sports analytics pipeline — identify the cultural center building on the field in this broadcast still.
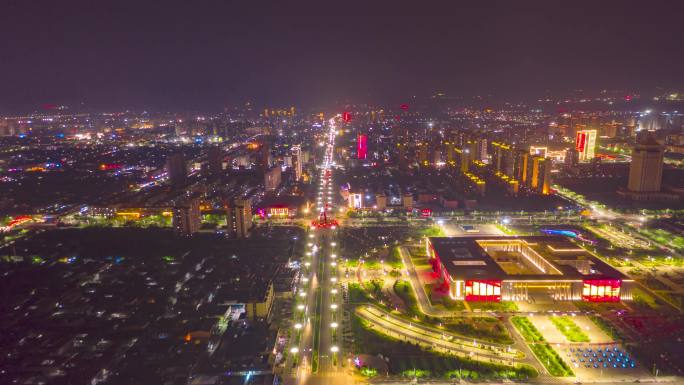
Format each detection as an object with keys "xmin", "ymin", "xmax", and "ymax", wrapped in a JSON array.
[{"xmin": 427, "ymin": 236, "xmax": 634, "ymax": 302}]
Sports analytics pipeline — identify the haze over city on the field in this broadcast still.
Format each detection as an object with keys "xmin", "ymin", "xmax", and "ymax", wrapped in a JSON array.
[{"xmin": 2, "ymin": 2, "xmax": 684, "ymax": 385}]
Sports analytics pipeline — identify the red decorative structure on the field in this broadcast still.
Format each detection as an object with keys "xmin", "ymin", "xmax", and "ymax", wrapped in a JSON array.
[
  {"xmin": 465, "ymin": 280, "xmax": 502, "ymax": 302},
  {"xmin": 582, "ymin": 279, "xmax": 621, "ymax": 302}
]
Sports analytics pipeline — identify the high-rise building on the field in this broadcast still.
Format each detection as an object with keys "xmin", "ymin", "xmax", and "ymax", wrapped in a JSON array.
[
  {"xmin": 459, "ymin": 149, "xmax": 471, "ymax": 173},
  {"xmin": 173, "ymin": 197, "xmax": 201, "ymax": 236},
  {"xmin": 264, "ymin": 167, "xmax": 282, "ymax": 191},
  {"xmin": 291, "ymin": 145, "xmax": 302, "ymax": 182},
  {"xmin": 628, "ymin": 136, "xmax": 664, "ymax": 193},
  {"xmin": 227, "ymin": 198, "xmax": 252, "ymax": 238},
  {"xmin": 575, "ymin": 130, "xmax": 597, "ymax": 162},
  {"xmin": 259, "ymin": 142, "xmax": 271, "ymax": 170},
  {"xmin": 529, "ymin": 156, "xmax": 552, "ymax": 195},
  {"xmin": 417, "ymin": 142, "xmax": 429, "ymax": 166},
  {"xmin": 207, "ymin": 146, "xmax": 223, "ymax": 179},
  {"xmin": 514, "ymin": 150, "xmax": 529, "ymax": 185},
  {"xmin": 166, "ymin": 152, "xmax": 187, "ymax": 187},
  {"xmin": 476, "ymin": 139, "xmax": 488, "ymax": 162}
]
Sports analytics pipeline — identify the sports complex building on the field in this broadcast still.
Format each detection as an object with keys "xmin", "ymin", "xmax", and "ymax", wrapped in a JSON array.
[{"xmin": 427, "ymin": 236, "xmax": 634, "ymax": 302}]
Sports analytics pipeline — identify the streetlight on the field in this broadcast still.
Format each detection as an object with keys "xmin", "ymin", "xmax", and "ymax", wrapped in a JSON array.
[
  {"xmin": 290, "ymin": 347, "xmax": 299, "ymax": 354},
  {"xmin": 294, "ymin": 323, "xmax": 302, "ymax": 329},
  {"xmin": 330, "ymin": 346, "xmax": 339, "ymax": 353},
  {"xmin": 330, "ymin": 322, "xmax": 338, "ymax": 328}
]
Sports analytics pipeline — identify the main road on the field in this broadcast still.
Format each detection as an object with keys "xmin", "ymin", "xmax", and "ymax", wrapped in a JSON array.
[{"xmin": 284, "ymin": 117, "xmax": 350, "ymax": 385}]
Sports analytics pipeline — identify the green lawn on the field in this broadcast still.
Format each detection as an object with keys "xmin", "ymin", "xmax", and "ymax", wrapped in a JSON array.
[
  {"xmin": 511, "ymin": 316, "xmax": 545, "ymax": 342},
  {"xmin": 550, "ymin": 316, "xmax": 590, "ymax": 343},
  {"xmin": 394, "ymin": 279, "xmax": 420, "ymax": 316},
  {"xmin": 530, "ymin": 343, "xmax": 574, "ymax": 377}
]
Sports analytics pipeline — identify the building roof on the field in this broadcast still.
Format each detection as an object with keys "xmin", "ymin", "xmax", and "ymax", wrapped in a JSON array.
[{"xmin": 429, "ymin": 236, "xmax": 626, "ymax": 281}]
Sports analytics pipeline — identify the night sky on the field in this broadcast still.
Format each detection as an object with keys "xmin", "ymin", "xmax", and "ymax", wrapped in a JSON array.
[{"xmin": 1, "ymin": 1, "xmax": 683, "ymax": 113}]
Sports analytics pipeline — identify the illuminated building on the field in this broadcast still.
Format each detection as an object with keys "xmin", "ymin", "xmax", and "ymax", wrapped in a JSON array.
[
  {"xmin": 491, "ymin": 141, "xmax": 511, "ymax": 173},
  {"xmin": 459, "ymin": 149, "xmax": 471, "ymax": 173},
  {"xmin": 575, "ymin": 129, "xmax": 597, "ymax": 162},
  {"xmin": 529, "ymin": 157, "xmax": 552, "ymax": 195},
  {"xmin": 514, "ymin": 150, "xmax": 529, "ymax": 185},
  {"xmin": 529, "ymin": 146, "xmax": 547, "ymax": 158},
  {"xmin": 357, "ymin": 133, "xmax": 367, "ymax": 160},
  {"xmin": 227, "ymin": 198, "xmax": 252, "ymax": 238},
  {"xmin": 264, "ymin": 167, "xmax": 281, "ymax": 191},
  {"xmin": 166, "ymin": 152, "xmax": 187, "ymax": 186},
  {"xmin": 173, "ymin": 197, "xmax": 201, "ymax": 236},
  {"xmin": 426, "ymin": 236, "xmax": 632, "ymax": 302},
  {"xmin": 348, "ymin": 193, "xmax": 363, "ymax": 209},
  {"xmin": 475, "ymin": 138, "xmax": 488, "ymax": 162},
  {"xmin": 291, "ymin": 145, "xmax": 302, "ymax": 182}
]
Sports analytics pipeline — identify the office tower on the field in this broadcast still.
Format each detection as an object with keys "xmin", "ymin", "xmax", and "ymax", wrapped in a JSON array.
[
  {"xmin": 575, "ymin": 129, "xmax": 597, "ymax": 162},
  {"xmin": 207, "ymin": 146, "xmax": 222, "ymax": 179},
  {"xmin": 173, "ymin": 197, "xmax": 201, "ymax": 236},
  {"xmin": 264, "ymin": 166, "xmax": 282, "ymax": 191},
  {"xmin": 166, "ymin": 152, "xmax": 187, "ymax": 187},
  {"xmin": 357, "ymin": 133, "xmax": 368, "ymax": 159},
  {"xmin": 227, "ymin": 198, "xmax": 252, "ymax": 238},
  {"xmin": 291, "ymin": 145, "xmax": 302, "ymax": 182},
  {"xmin": 628, "ymin": 136, "xmax": 664, "ymax": 193}
]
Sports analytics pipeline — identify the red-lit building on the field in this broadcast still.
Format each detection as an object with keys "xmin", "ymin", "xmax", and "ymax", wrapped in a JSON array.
[
  {"xmin": 426, "ymin": 236, "xmax": 633, "ymax": 302},
  {"xmin": 357, "ymin": 133, "xmax": 368, "ymax": 160}
]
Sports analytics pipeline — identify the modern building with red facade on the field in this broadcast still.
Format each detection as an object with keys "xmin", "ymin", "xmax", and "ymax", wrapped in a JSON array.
[{"xmin": 426, "ymin": 236, "xmax": 633, "ymax": 302}]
